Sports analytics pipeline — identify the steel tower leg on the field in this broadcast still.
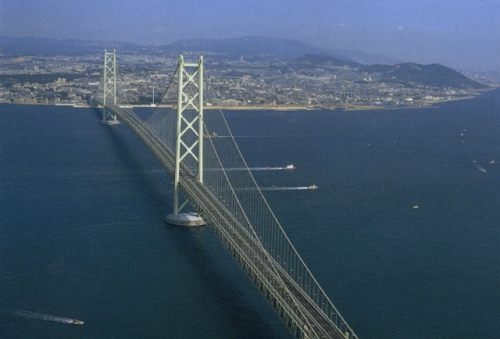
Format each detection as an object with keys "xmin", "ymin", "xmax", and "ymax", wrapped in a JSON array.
[
  {"xmin": 101, "ymin": 49, "xmax": 120, "ymax": 125},
  {"xmin": 165, "ymin": 55, "xmax": 205, "ymax": 227}
]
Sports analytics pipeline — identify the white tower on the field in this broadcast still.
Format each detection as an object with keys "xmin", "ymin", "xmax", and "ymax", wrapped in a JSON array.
[
  {"xmin": 165, "ymin": 55, "xmax": 206, "ymax": 226},
  {"xmin": 101, "ymin": 49, "xmax": 120, "ymax": 125}
]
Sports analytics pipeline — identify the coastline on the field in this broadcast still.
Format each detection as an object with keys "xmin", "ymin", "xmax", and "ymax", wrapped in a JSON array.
[{"xmin": 0, "ymin": 89, "xmax": 493, "ymax": 112}]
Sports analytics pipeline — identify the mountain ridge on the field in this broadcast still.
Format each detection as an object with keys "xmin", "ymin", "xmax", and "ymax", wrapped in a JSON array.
[
  {"xmin": 160, "ymin": 36, "xmax": 328, "ymax": 60},
  {"xmin": 0, "ymin": 35, "xmax": 394, "ymax": 64}
]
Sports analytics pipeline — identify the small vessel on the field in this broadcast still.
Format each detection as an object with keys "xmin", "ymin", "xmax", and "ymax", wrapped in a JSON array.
[
  {"xmin": 285, "ymin": 164, "xmax": 296, "ymax": 169},
  {"xmin": 204, "ymin": 132, "xmax": 218, "ymax": 138},
  {"xmin": 72, "ymin": 319, "xmax": 84, "ymax": 325},
  {"xmin": 308, "ymin": 184, "xmax": 318, "ymax": 190}
]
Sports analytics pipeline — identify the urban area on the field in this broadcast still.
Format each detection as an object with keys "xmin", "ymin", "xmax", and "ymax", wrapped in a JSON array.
[{"xmin": 0, "ymin": 49, "xmax": 498, "ymax": 110}]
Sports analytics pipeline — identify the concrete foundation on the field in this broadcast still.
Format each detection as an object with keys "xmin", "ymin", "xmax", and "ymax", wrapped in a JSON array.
[
  {"xmin": 99, "ymin": 120, "xmax": 121, "ymax": 125},
  {"xmin": 165, "ymin": 212, "xmax": 206, "ymax": 227}
]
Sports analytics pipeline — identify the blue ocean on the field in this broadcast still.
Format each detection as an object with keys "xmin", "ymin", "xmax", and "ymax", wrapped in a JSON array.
[{"xmin": 1, "ymin": 90, "xmax": 499, "ymax": 339}]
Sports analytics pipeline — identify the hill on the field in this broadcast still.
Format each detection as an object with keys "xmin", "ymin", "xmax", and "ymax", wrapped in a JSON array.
[{"xmin": 361, "ymin": 62, "xmax": 486, "ymax": 89}]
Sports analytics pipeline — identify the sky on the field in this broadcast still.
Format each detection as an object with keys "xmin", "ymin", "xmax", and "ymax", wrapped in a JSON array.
[{"xmin": 1, "ymin": 0, "xmax": 499, "ymax": 70}]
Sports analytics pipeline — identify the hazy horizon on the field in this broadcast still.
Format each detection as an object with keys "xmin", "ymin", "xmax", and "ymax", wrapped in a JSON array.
[{"xmin": 1, "ymin": 0, "xmax": 499, "ymax": 71}]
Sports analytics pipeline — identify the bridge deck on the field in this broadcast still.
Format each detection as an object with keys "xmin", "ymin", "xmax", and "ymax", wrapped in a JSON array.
[{"xmin": 95, "ymin": 101, "xmax": 350, "ymax": 339}]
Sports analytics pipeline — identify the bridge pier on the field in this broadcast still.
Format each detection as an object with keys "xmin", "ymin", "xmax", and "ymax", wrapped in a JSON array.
[
  {"xmin": 165, "ymin": 212, "xmax": 205, "ymax": 227},
  {"xmin": 99, "ymin": 119, "xmax": 121, "ymax": 125}
]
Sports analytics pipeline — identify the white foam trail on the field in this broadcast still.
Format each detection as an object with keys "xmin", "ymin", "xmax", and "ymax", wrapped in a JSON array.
[
  {"xmin": 474, "ymin": 163, "xmax": 487, "ymax": 173},
  {"xmin": 13, "ymin": 310, "xmax": 83, "ymax": 325},
  {"xmin": 249, "ymin": 167, "xmax": 293, "ymax": 171},
  {"xmin": 210, "ymin": 166, "xmax": 295, "ymax": 171},
  {"xmin": 260, "ymin": 186, "xmax": 310, "ymax": 191}
]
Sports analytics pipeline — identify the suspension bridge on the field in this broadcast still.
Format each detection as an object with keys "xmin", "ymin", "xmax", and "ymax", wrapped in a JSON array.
[{"xmin": 92, "ymin": 50, "xmax": 358, "ymax": 339}]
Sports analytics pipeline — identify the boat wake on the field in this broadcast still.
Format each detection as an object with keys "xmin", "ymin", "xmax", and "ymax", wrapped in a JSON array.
[
  {"xmin": 249, "ymin": 165, "xmax": 296, "ymax": 171},
  {"xmin": 474, "ymin": 162, "xmax": 487, "ymax": 173},
  {"xmin": 206, "ymin": 164, "xmax": 297, "ymax": 172},
  {"xmin": 12, "ymin": 309, "xmax": 84, "ymax": 325},
  {"xmin": 209, "ymin": 164, "xmax": 296, "ymax": 171},
  {"xmin": 260, "ymin": 185, "xmax": 317, "ymax": 191}
]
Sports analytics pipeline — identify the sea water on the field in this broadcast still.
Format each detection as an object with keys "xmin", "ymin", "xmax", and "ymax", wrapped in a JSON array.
[{"xmin": 1, "ymin": 90, "xmax": 499, "ymax": 338}]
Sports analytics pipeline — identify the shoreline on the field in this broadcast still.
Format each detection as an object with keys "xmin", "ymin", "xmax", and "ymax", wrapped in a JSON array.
[{"xmin": 0, "ymin": 89, "xmax": 492, "ymax": 112}]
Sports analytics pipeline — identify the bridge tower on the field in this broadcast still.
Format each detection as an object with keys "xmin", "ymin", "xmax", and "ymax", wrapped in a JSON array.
[
  {"xmin": 100, "ymin": 49, "xmax": 120, "ymax": 125},
  {"xmin": 165, "ymin": 55, "xmax": 206, "ymax": 226}
]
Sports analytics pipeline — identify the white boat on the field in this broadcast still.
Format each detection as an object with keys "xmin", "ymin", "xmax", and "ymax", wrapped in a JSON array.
[{"xmin": 285, "ymin": 164, "xmax": 296, "ymax": 169}]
